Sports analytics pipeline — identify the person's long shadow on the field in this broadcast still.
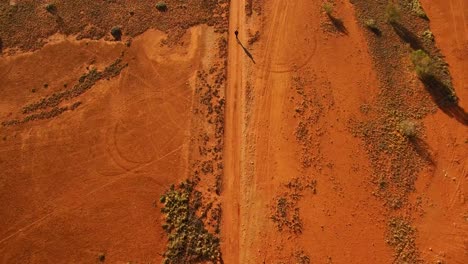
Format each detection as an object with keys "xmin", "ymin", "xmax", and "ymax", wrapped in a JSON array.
[
  {"xmin": 236, "ymin": 37, "xmax": 256, "ymax": 64},
  {"xmin": 327, "ymin": 14, "xmax": 348, "ymax": 34},
  {"xmin": 422, "ymin": 76, "xmax": 468, "ymax": 125}
]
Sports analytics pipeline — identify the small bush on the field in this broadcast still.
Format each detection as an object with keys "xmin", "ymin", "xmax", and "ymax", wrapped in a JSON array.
[
  {"xmin": 399, "ymin": 120, "xmax": 418, "ymax": 138},
  {"xmin": 156, "ymin": 2, "xmax": 168, "ymax": 12},
  {"xmin": 97, "ymin": 253, "xmax": 105, "ymax": 262},
  {"xmin": 45, "ymin": 3, "xmax": 56, "ymax": 13},
  {"xmin": 365, "ymin": 19, "xmax": 378, "ymax": 30},
  {"xmin": 385, "ymin": 3, "xmax": 401, "ymax": 24},
  {"xmin": 323, "ymin": 2, "xmax": 333, "ymax": 16},
  {"xmin": 110, "ymin": 26, "xmax": 122, "ymax": 41},
  {"xmin": 411, "ymin": 49, "xmax": 433, "ymax": 79},
  {"xmin": 422, "ymin": 30, "xmax": 434, "ymax": 42},
  {"xmin": 411, "ymin": 0, "xmax": 428, "ymax": 19}
]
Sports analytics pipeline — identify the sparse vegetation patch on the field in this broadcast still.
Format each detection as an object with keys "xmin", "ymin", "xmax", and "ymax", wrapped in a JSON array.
[
  {"xmin": 160, "ymin": 180, "xmax": 221, "ymax": 264},
  {"xmin": 294, "ymin": 250, "xmax": 311, "ymax": 264},
  {"xmin": 387, "ymin": 218, "xmax": 420, "ymax": 263},
  {"xmin": 410, "ymin": 0, "xmax": 427, "ymax": 19},
  {"xmin": 351, "ymin": 0, "xmax": 460, "ymax": 260},
  {"xmin": 2, "ymin": 56, "xmax": 127, "ymax": 126},
  {"xmin": 0, "ymin": 0, "xmax": 230, "ymax": 51},
  {"xmin": 270, "ymin": 177, "xmax": 317, "ymax": 235}
]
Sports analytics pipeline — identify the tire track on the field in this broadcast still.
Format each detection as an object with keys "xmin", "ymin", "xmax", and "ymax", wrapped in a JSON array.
[{"xmin": 240, "ymin": 0, "xmax": 315, "ymax": 262}]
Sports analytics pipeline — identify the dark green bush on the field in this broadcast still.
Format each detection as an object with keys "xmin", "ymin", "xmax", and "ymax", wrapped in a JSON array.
[
  {"xmin": 323, "ymin": 2, "xmax": 333, "ymax": 16},
  {"xmin": 365, "ymin": 19, "xmax": 378, "ymax": 30},
  {"xmin": 411, "ymin": 49, "xmax": 433, "ymax": 79},
  {"xmin": 45, "ymin": 3, "xmax": 56, "ymax": 13},
  {"xmin": 156, "ymin": 2, "xmax": 168, "ymax": 12},
  {"xmin": 110, "ymin": 26, "xmax": 122, "ymax": 40}
]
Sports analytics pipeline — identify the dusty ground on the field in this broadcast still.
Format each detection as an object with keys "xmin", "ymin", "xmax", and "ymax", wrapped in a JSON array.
[
  {"xmin": 223, "ymin": 0, "xmax": 466, "ymax": 263},
  {"xmin": 415, "ymin": 1, "xmax": 467, "ymax": 263},
  {"xmin": 0, "ymin": 26, "xmax": 217, "ymax": 263},
  {"xmin": 0, "ymin": 0, "xmax": 229, "ymax": 262},
  {"xmin": 224, "ymin": 0, "xmax": 392, "ymax": 263},
  {"xmin": 0, "ymin": 0, "xmax": 466, "ymax": 263}
]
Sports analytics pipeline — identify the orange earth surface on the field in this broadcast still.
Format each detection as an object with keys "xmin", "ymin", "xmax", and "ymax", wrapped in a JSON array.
[{"xmin": 0, "ymin": 0, "xmax": 466, "ymax": 263}]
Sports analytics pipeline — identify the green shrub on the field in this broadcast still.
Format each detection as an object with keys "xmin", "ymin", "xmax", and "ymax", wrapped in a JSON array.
[
  {"xmin": 45, "ymin": 3, "xmax": 56, "ymax": 13},
  {"xmin": 411, "ymin": 49, "xmax": 433, "ymax": 79},
  {"xmin": 411, "ymin": 0, "xmax": 427, "ymax": 19},
  {"xmin": 385, "ymin": 3, "xmax": 401, "ymax": 24},
  {"xmin": 422, "ymin": 30, "xmax": 434, "ymax": 42},
  {"xmin": 323, "ymin": 2, "xmax": 333, "ymax": 16},
  {"xmin": 399, "ymin": 120, "xmax": 418, "ymax": 138},
  {"xmin": 365, "ymin": 18, "xmax": 378, "ymax": 30},
  {"xmin": 156, "ymin": 2, "xmax": 168, "ymax": 11}
]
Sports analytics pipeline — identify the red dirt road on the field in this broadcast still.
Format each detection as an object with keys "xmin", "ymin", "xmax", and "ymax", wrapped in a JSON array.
[
  {"xmin": 223, "ymin": 0, "xmax": 393, "ymax": 263},
  {"xmin": 222, "ymin": 0, "xmax": 467, "ymax": 263},
  {"xmin": 221, "ymin": 0, "xmax": 243, "ymax": 263}
]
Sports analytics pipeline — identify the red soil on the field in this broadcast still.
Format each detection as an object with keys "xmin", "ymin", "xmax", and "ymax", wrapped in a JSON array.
[
  {"xmin": 223, "ymin": 0, "xmax": 393, "ymax": 262},
  {"xmin": 222, "ymin": 0, "xmax": 466, "ymax": 263},
  {"xmin": 0, "ymin": 27, "xmax": 214, "ymax": 263},
  {"xmin": 0, "ymin": 0, "xmax": 466, "ymax": 263},
  {"xmin": 414, "ymin": 1, "xmax": 467, "ymax": 263}
]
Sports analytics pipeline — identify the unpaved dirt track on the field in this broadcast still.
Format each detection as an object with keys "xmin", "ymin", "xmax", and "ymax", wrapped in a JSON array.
[
  {"xmin": 223, "ymin": 0, "xmax": 395, "ymax": 263},
  {"xmin": 222, "ymin": 0, "xmax": 467, "ymax": 263},
  {"xmin": 222, "ymin": 0, "xmax": 244, "ymax": 263}
]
